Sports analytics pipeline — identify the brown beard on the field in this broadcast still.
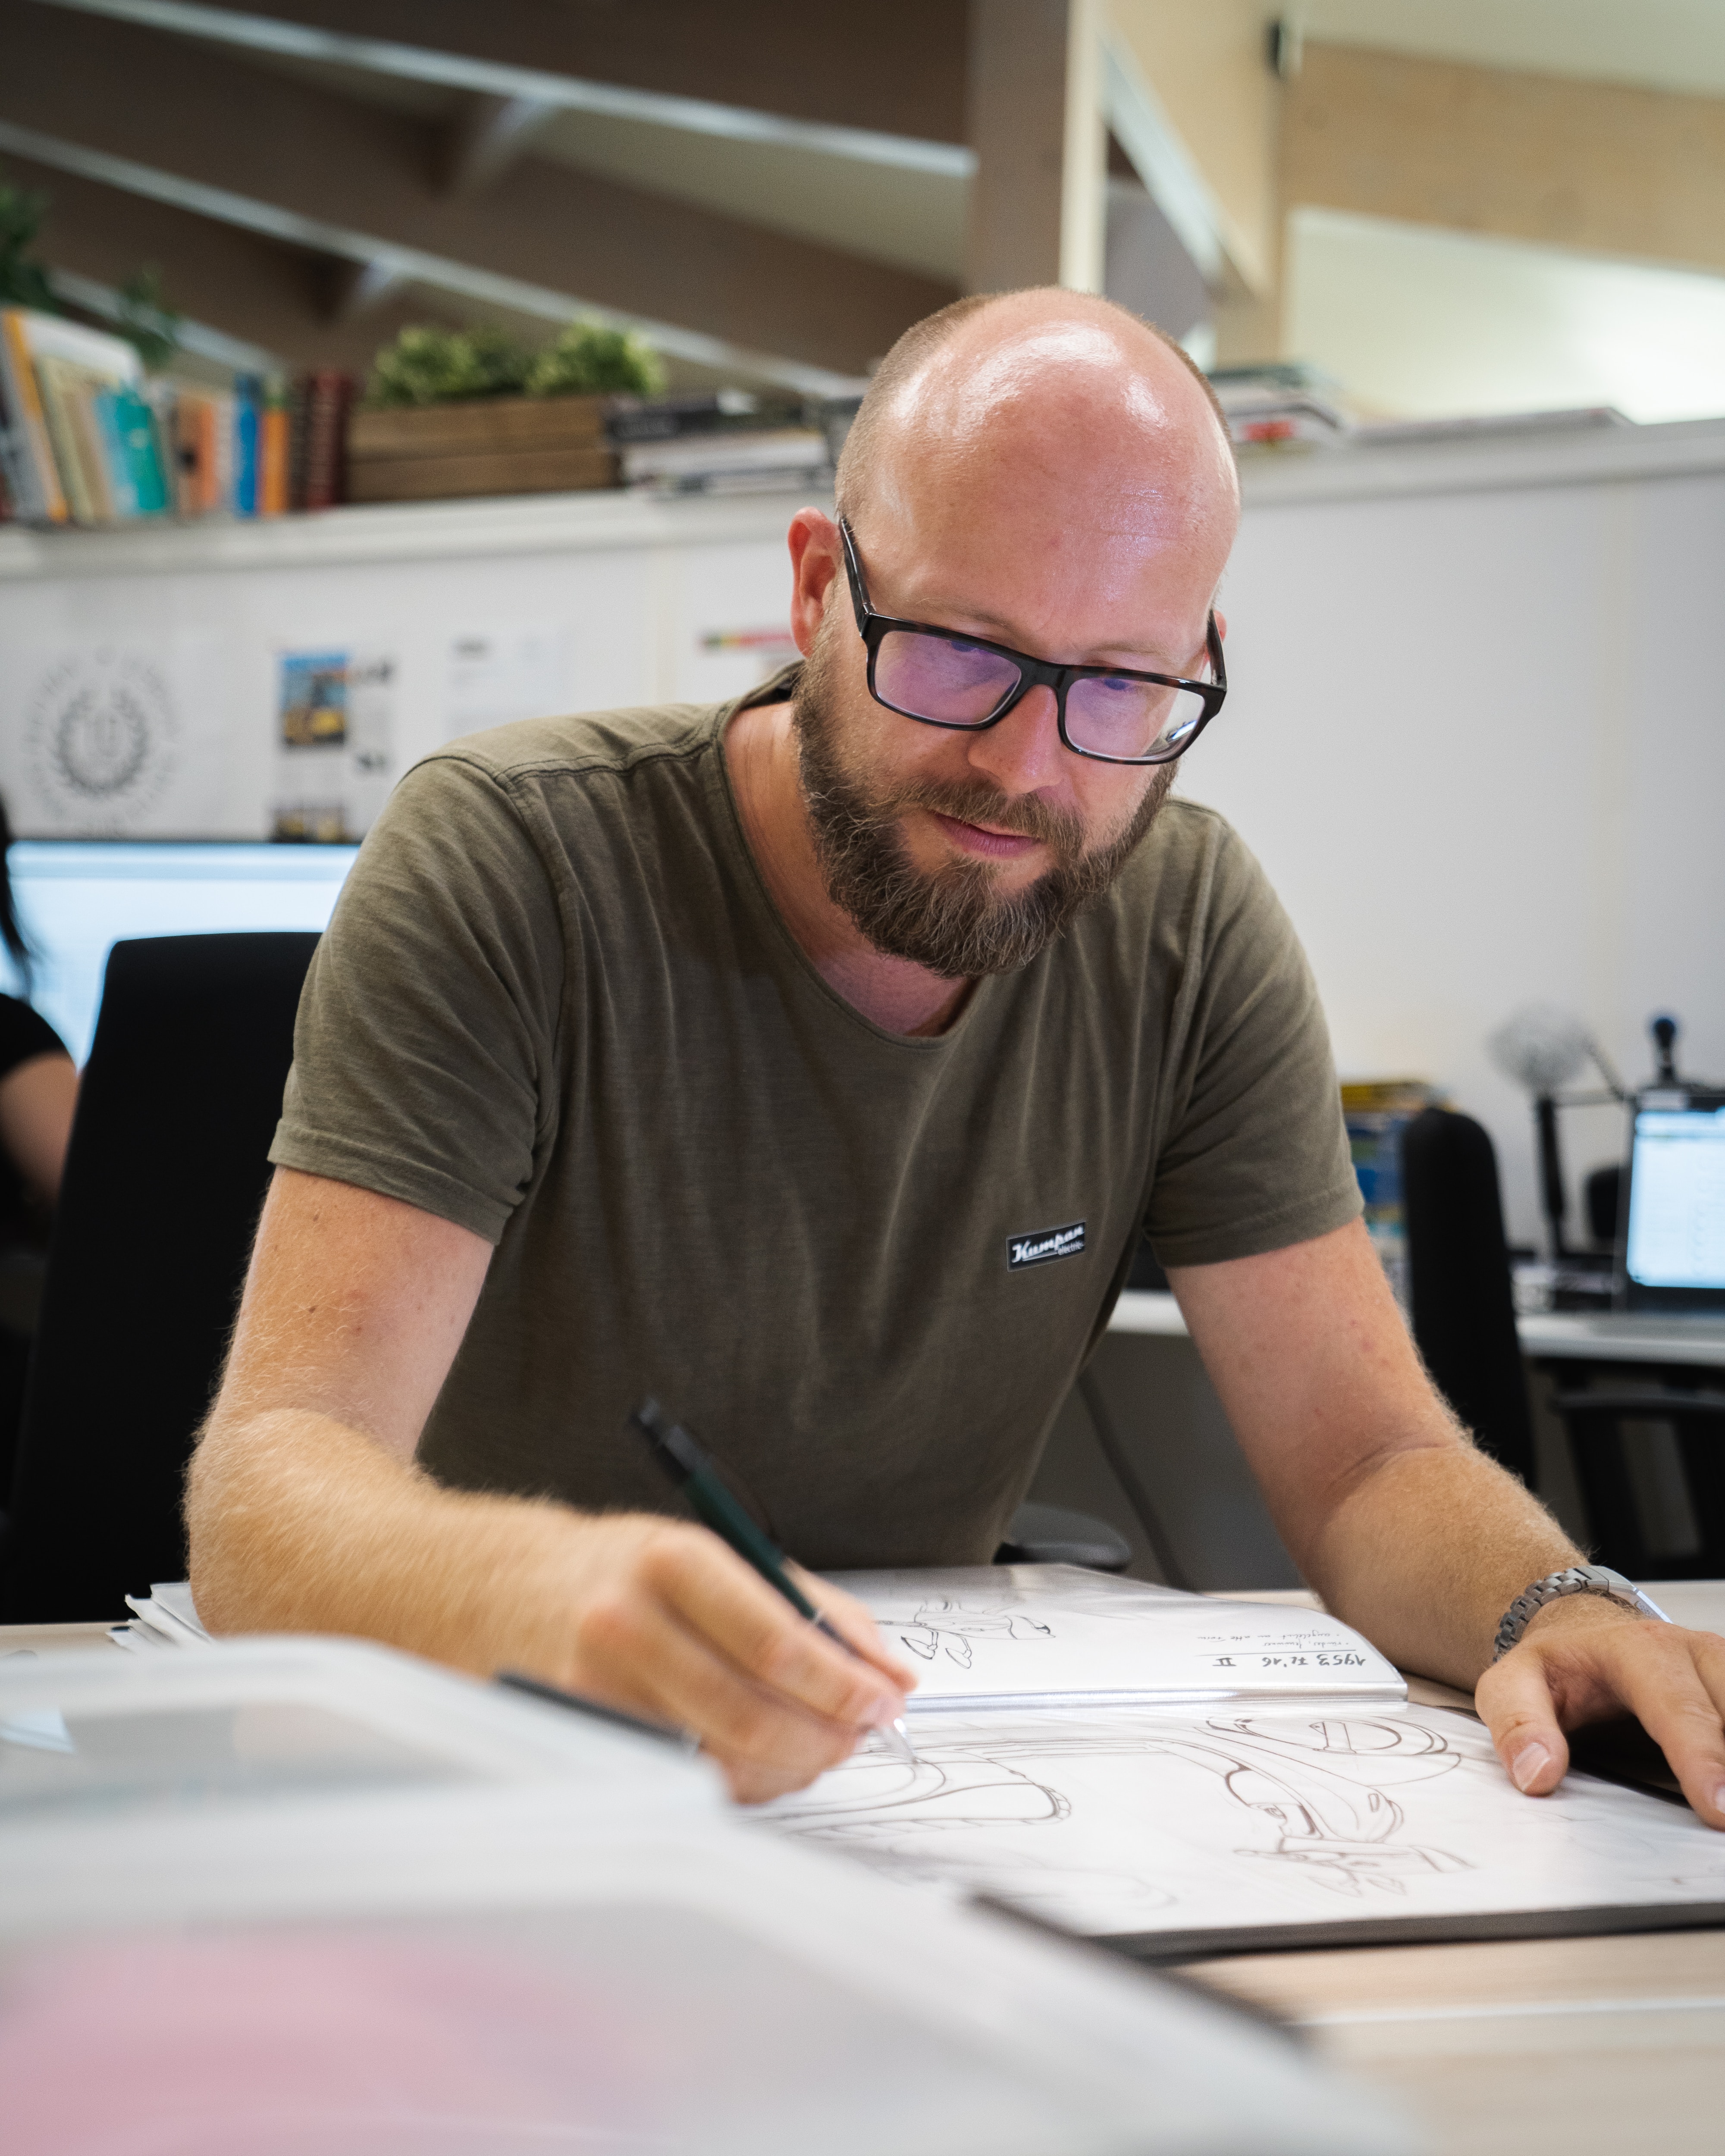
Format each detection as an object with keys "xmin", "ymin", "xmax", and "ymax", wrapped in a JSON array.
[{"xmin": 791, "ymin": 623, "xmax": 1174, "ymax": 979}]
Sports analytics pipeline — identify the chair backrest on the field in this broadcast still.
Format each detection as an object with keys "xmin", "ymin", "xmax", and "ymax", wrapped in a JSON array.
[
  {"xmin": 1548, "ymin": 1379, "xmax": 1725, "ymax": 1577},
  {"xmin": 0, "ymin": 932, "xmax": 318, "ymax": 1620},
  {"xmin": 1401, "ymin": 1106, "xmax": 1537, "ymax": 1486}
]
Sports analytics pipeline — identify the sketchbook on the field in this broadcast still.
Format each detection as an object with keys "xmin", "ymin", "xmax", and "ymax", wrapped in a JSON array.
[
  {"xmin": 836, "ymin": 1566, "xmax": 1405, "ymax": 1711},
  {"xmin": 765, "ymin": 1694, "xmax": 1725, "ymax": 1960}
]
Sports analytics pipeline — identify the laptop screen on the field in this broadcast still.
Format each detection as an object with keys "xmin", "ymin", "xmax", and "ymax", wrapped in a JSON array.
[
  {"xmin": 2, "ymin": 841, "xmax": 358, "ymax": 1065},
  {"xmin": 1623, "ymin": 1093, "xmax": 1725, "ymax": 1310}
]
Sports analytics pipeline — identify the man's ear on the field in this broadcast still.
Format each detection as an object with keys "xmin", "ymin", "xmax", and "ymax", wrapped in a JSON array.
[{"xmin": 787, "ymin": 508, "xmax": 841, "ymax": 658}]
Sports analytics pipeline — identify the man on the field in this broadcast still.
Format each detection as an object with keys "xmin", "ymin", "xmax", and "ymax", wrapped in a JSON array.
[{"xmin": 189, "ymin": 289, "xmax": 1725, "ymax": 1814}]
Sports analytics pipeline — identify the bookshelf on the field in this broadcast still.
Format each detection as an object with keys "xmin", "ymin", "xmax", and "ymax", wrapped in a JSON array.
[{"xmin": 4, "ymin": 408, "xmax": 1723, "ymax": 582}]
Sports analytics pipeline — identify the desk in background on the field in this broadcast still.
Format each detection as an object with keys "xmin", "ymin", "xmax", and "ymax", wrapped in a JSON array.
[
  {"xmin": 1109, "ymin": 1292, "xmax": 1725, "ymax": 1365},
  {"xmin": 1045, "ymin": 1297, "xmax": 1725, "ymax": 1590}
]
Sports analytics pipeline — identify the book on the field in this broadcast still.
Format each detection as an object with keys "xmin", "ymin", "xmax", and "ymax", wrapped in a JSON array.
[
  {"xmin": 170, "ymin": 388, "xmax": 211, "ymax": 514},
  {"xmin": 260, "ymin": 375, "xmax": 290, "ymax": 516},
  {"xmin": 619, "ymin": 426, "xmax": 831, "ymax": 494},
  {"xmin": 0, "ymin": 308, "xmax": 72, "ymax": 522},
  {"xmin": 102, "ymin": 383, "xmax": 172, "ymax": 517},
  {"xmin": 605, "ymin": 388, "xmax": 806, "ymax": 444},
  {"xmin": 232, "ymin": 373, "xmax": 260, "ymax": 515},
  {"xmin": 92, "ymin": 387, "xmax": 141, "ymax": 516},
  {"xmin": 299, "ymin": 369, "xmax": 352, "ymax": 509},
  {"xmin": 33, "ymin": 354, "xmax": 105, "ymax": 523}
]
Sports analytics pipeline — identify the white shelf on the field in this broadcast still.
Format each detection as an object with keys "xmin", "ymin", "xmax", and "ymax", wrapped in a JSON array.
[
  {"xmin": 0, "ymin": 482, "xmax": 835, "ymax": 582},
  {"xmin": 6, "ymin": 414, "xmax": 1724, "ymax": 581}
]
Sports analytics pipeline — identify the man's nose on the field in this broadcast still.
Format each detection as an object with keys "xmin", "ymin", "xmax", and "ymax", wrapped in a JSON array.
[{"xmin": 959, "ymin": 683, "xmax": 1066, "ymax": 798}]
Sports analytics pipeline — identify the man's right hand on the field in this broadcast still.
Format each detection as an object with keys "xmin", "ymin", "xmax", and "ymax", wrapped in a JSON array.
[
  {"xmin": 536, "ymin": 1515, "xmax": 916, "ymax": 1801},
  {"xmin": 188, "ymin": 1168, "xmax": 913, "ymax": 1803}
]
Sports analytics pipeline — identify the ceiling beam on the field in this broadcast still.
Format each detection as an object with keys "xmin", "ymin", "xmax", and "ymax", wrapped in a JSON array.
[
  {"xmin": 12, "ymin": 148, "xmax": 439, "ymax": 369},
  {"xmin": 25, "ymin": 0, "xmax": 970, "ymax": 155},
  {"xmin": 1285, "ymin": 42, "xmax": 1725, "ymax": 278},
  {"xmin": 0, "ymin": 0, "xmax": 957, "ymax": 384},
  {"xmin": 441, "ymin": 92, "xmax": 556, "ymax": 198},
  {"xmin": 323, "ymin": 256, "xmax": 411, "ymax": 323},
  {"xmin": 965, "ymin": 0, "xmax": 1105, "ymax": 296}
]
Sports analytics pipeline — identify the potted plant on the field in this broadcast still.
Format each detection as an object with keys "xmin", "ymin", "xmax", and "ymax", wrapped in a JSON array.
[{"xmin": 346, "ymin": 320, "xmax": 664, "ymax": 503}]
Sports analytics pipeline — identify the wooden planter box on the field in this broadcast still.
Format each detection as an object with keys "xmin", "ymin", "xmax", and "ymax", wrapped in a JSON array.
[{"xmin": 346, "ymin": 395, "xmax": 619, "ymax": 504}]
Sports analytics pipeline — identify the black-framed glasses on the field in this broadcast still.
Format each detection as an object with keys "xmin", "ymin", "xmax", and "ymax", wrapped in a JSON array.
[{"xmin": 838, "ymin": 517, "xmax": 1226, "ymax": 767}]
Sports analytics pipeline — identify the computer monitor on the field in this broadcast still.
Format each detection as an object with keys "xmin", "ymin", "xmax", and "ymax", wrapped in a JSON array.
[
  {"xmin": 2, "ymin": 841, "xmax": 359, "ymax": 1065},
  {"xmin": 1620, "ymin": 1089, "xmax": 1725, "ymax": 1315}
]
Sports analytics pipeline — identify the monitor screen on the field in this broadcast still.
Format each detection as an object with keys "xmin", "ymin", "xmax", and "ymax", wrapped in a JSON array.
[
  {"xmin": 2, "ymin": 842, "xmax": 358, "ymax": 1064},
  {"xmin": 1624, "ymin": 1100, "xmax": 1725, "ymax": 1295}
]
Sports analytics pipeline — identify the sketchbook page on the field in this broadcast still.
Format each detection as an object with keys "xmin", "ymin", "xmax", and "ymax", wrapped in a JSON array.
[
  {"xmin": 763, "ymin": 1699, "xmax": 1725, "ymax": 1957},
  {"xmin": 832, "ymin": 1565, "xmax": 1404, "ymax": 1708}
]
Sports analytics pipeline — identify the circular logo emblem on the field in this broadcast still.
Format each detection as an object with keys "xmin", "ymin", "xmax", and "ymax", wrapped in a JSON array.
[{"xmin": 25, "ymin": 650, "xmax": 178, "ymax": 831}]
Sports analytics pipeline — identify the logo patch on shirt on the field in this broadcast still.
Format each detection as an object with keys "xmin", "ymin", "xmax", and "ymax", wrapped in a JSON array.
[{"xmin": 1007, "ymin": 1220, "xmax": 1087, "ymax": 1271}]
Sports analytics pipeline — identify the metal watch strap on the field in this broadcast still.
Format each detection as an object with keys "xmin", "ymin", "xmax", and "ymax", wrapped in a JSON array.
[{"xmin": 1492, "ymin": 1565, "xmax": 1671, "ymax": 1661}]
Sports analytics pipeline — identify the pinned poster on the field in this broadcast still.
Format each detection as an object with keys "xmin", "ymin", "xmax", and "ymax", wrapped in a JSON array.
[
  {"xmin": 444, "ymin": 624, "xmax": 570, "ymax": 740},
  {"xmin": 272, "ymin": 646, "xmax": 396, "ymax": 842},
  {"xmin": 0, "ymin": 639, "xmax": 242, "ymax": 836}
]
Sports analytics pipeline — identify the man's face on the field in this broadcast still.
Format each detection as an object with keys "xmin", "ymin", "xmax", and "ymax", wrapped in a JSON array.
[
  {"xmin": 783, "ymin": 313, "xmax": 1237, "ymax": 981},
  {"xmin": 793, "ymin": 602, "xmax": 1177, "ymax": 978}
]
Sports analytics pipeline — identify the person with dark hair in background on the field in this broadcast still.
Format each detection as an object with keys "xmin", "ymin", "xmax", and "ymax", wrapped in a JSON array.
[{"xmin": 0, "ymin": 795, "xmax": 78, "ymax": 1504}]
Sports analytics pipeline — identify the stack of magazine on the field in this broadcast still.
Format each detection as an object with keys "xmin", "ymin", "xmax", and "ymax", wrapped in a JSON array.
[{"xmin": 606, "ymin": 389, "xmax": 834, "ymax": 496}]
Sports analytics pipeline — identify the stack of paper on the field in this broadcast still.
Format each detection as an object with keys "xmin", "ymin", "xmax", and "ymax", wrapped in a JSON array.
[{"xmin": 110, "ymin": 1580, "xmax": 209, "ymax": 1651}]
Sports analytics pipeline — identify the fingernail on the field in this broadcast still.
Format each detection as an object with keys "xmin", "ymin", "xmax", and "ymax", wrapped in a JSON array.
[
  {"xmin": 860, "ymin": 1696, "xmax": 903, "ymax": 1730},
  {"xmin": 1511, "ymin": 1742, "xmax": 1551, "ymax": 1792},
  {"xmin": 1712, "ymin": 1782, "xmax": 1725, "ymax": 1820}
]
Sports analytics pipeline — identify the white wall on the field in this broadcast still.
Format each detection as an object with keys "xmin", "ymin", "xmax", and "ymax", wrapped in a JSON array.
[
  {"xmin": 1195, "ymin": 443, "xmax": 1725, "ymax": 1243},
  {"xmin": 2, "ymin": 435, "xmax": 1721, "ymax": 1244},
  {"xmin": 1286, "ymin": 207, "xmax": 1725, "ymax": 424},
  {"xmin": 0, "ymin": 496, "xmax": 801, "ymax": 845}
]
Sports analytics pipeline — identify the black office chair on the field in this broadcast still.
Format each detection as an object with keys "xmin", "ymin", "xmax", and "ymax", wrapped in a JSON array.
[
  {"xmin": 1547, "ymin": 1378, "xmax": 1725, "ymax": 1578},
  {"xmin": 0, "ymin": 933, "xmax": 319, "ymax": 1621},
  {"xmin": 997, "ymin": 1499, "xmax": 1132, "ymax": 1574},
  {"xmin": 1401, "ymin": 1106, "xmax": 1538, "ymax": 1485}
]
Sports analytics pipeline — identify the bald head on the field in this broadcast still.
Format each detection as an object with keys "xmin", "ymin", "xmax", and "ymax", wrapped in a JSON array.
[
  {"xmin": 829, "ymin": 290, "xmax": 1238, "ymax": 691},
  {"xmin": 837, "ymin": 289, "xmax": 1237, "ymax": 567}
]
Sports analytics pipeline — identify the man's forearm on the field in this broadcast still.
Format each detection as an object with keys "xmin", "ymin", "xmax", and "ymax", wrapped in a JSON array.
[
  {"xmin": 1301, "ymin": 1437, "xmax": 1582, "ymax": 1688},
  {"xmin": 187, "ymin": 1408, "xmax": 578, "ymax": 1678}
]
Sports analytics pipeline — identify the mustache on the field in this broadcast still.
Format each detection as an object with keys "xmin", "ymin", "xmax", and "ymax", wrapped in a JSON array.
[{"xmin": 841, "ymin": 774, "xmax": 1087, "ymax": 860}]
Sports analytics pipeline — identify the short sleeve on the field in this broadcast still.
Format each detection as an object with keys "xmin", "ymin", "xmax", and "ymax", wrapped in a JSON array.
[
  {"xmin": 0, "ymin": 995, "xmax": 68, "ymax": 1081},
  {"xmin": 1145, "ymin": 824, "xmax": 1361, "ymax": 1268},
  {"xmin": 270, "ymin": 753, "xmax": 565, "ymax": 1244}
]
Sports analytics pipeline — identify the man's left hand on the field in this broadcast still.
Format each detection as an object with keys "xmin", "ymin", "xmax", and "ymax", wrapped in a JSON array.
[{"xmin": 1474, "ymin": 1595, "xmax": 1725, "ymax": 1826}]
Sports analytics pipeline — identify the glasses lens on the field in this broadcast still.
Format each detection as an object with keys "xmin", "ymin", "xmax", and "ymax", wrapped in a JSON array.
[
  {"xmin": 1065, "ymin": 675, "xmax": 1209, "ymax": 762},
  {"xmin": 874, "ymin": 627, "xmax": 1022, "ymax": 725}
]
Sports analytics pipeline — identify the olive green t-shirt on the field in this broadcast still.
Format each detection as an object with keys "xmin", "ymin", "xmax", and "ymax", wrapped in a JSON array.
[{"xmin": 270, "ymin": 679, "xmax": 1361, "ymax": 1567}]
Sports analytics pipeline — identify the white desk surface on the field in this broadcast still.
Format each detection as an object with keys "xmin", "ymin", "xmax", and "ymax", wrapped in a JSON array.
[
  {"xmin": 7, "ymin": 1591, "xmax": 1725, "ymax": 2154},
  {"xmin": 1111, "ymin": 1289, "xmax": 1725, "ymax": 1367}
]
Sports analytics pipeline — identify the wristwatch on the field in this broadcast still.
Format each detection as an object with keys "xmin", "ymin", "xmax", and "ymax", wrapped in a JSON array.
[{"xmin": 1493, "ymin": 1565, "xmax": 1671, "ymax": 1661}]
